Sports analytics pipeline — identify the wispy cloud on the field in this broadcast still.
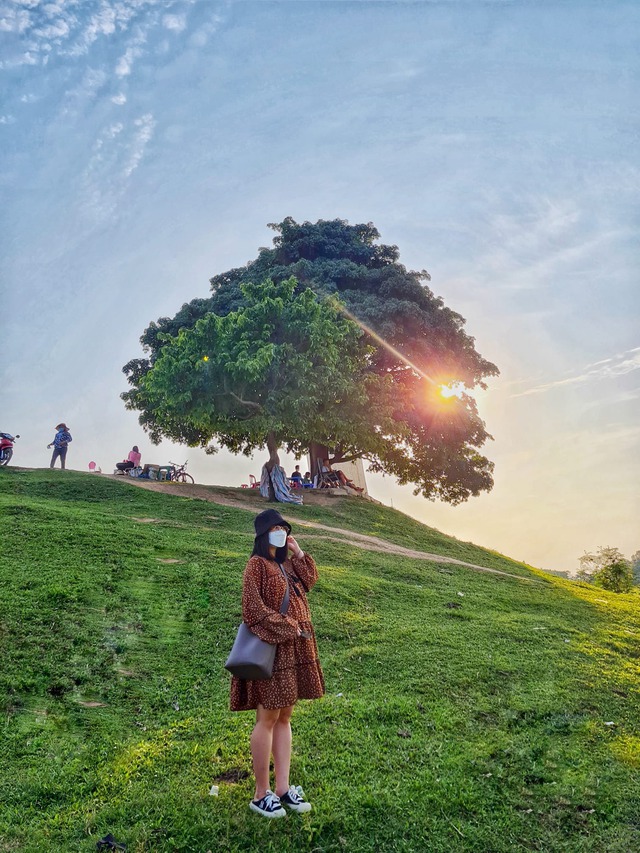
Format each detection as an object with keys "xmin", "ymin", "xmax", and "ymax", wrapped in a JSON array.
[
  {"xmin": 189, "ymin": 13, "xmax": 222, "ymax": 48},
  {"xmin": 163, "ymin": 13, "xmax": 186, "ymax": 33},
  {"xmin": 0, "ymin": 0, "xmax": 198, "ymax": 70},
  {"xmin": 61, "ymin": 66, "xmax": 108, "ymax": 114},
  {"xmin": 123, "ymin": 112, "xmax": 156, "ymax": 177},
  {"xmin": 114, "ymin": 40, "xmax": 144, "ymax": 78},
  {"xmin": 0, "ymin": 6, "xmax": 32, "ymax": 35},
  {"xmin": 80, "ymin": 112, "xmax": 156, "ymax": 220},
  {"xmin": 510, "ymin": 347, "xmax": 640, "ymax": 397},
  {"xmin": 448, "ymin": 195, "xmax": 633, "ymax": 297},
  {"xmin": 483, "ymin": 199, "xmax": 627, "ymax": 292}
]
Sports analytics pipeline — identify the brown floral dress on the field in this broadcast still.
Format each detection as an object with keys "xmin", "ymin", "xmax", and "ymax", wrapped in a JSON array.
[{"xmin": 230, "ymin": 553, "xmax": 325, "ymax": 711}]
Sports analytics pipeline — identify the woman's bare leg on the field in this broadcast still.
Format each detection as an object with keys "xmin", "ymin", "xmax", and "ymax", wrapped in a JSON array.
[
  {"xmin": 273, "ymin": 705, "xmax": 294, "ymax": 796},
  {"xmin": 250, "ymin": 705, "xmax": 280, "ymax": 800}
]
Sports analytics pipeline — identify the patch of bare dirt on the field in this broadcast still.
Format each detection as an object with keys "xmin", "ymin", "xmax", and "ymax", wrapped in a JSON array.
[{"xmin": 214, "ymin": 768, "xmax": 250, "ymax": 783}]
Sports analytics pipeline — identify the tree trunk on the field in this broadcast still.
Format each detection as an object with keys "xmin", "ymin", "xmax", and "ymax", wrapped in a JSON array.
[
  {"xmin": 264, "ymin": 431, "xmax": 279, "ymax": 501},
  {"xmin": 309, "ymin": 441, "xmax": 330, "ymax": 484},
  {"xmin": 265, "ymin": 432, "xmax": 280, "ymax": 472}
]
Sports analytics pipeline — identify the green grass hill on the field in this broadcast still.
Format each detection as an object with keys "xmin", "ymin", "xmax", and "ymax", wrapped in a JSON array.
[{"xmin": 1, "ymin": 469, "xmax": 638, "ymax": 852}]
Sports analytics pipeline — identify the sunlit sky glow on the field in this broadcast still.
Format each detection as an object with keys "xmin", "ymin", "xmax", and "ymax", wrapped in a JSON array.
[{"xmin": 1, "ymin": 0, "xmax": 638, "ymax": 574}]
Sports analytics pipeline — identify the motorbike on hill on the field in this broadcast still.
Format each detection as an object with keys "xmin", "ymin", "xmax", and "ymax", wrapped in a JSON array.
[{"xmin": 0, "ymin": 432, "xmax": 20, "ymax": 466}]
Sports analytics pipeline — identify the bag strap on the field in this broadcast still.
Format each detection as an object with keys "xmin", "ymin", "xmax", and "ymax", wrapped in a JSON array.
[{"xmin": 277, "ymin": 563, "xmax": 290, "ymax": 615}]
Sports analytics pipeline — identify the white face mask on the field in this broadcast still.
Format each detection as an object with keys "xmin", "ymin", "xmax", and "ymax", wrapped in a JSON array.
[{"xmin": 268, "ymin": 529, "xmax": 288, "ymax": 548}]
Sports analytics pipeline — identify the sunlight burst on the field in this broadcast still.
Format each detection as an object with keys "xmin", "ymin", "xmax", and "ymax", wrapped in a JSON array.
[{"xmin": 438, "ymin": 383, "xmax": 465, "ymax": 399}]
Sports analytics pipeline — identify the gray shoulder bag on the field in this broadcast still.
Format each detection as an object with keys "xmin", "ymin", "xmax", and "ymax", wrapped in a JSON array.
[{"xmin": 225, "ymin": 564, "xmax": 290, "ymax": 681}]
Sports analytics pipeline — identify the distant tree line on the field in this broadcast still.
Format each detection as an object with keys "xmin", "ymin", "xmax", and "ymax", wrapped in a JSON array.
[{"xmin": 577, "ymin": 546, "xmax": 639, "ymax": 594}]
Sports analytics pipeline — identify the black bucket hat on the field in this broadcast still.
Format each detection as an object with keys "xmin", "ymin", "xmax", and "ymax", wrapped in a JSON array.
[{"xmin": 254, "ymin": 509, "xmax": 291, "ymax": 538}]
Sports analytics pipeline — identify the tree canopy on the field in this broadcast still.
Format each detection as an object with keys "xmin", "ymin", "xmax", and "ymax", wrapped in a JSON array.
[
  {"xmin": 122, "ymin": 277, "xmax": 379, "ymax": 456},
  {"xmin": 123, "ymin": 218, "xmax": 500, "ymax": 503}
]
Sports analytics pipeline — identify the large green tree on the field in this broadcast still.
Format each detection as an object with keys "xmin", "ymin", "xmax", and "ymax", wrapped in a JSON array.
[{"xmin": 123, "ymin": 218, "xmax": 499, "ymax": 503}]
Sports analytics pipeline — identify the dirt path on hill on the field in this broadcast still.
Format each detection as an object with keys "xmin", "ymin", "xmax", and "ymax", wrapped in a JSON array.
[{"xmin": 113, "ymin": 476, "xmax": 541, "ymax": 583}]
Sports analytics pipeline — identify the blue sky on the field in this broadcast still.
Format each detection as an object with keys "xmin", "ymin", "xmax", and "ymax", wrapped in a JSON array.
[{"xmin": 1, "ymin": 0, "xmax": 638, "ymax": 573}]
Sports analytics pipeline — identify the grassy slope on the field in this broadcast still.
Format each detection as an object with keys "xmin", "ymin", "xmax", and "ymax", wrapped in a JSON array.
[
  {"xmin": 163, "ymin": 483, "xmax": 538, "ymax": 578},
  {"xmin": 0, "ymin": 469, "xmax": 638, "ymax": 853}
]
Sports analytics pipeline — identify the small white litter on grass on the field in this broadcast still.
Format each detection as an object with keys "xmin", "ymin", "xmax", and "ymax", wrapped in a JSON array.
[
  {"xmin": 457, "ymin": 592, "xmax": 464, "ymax": 597},
  {"xmin": 604, "ymin": 721, "xmax": 616, "ymax": 727}
]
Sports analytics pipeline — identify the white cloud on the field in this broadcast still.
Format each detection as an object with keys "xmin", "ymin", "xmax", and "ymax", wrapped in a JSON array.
[
  {"xmin": 510, "ymin": 347, "xmax": 640, "ymax": 398},
  {"xmin": 68, "ymin": 6, "xmax": 117, "ymax": 55},
  {"xmin": 450, "ymin": 196, "xmax": 631, "ymax": 297},
  {"xmin": 62, "ymin": 67, "xmax": 108, "ymax": 112},
  {"xmin": 2, "ymin": 1, "xmax": 215, "ymax": 72},
  {"xmin": 115, "ymin": 47, "xmax": 138, "ymax": 76},
  {"xmin": 33, "ymin": 17, "xmax": 71, "ymax": 40},
  {"xmin": 106, "ymin": 121, "xmax": 124, "ymax": 139},
  {"xmin": 80, "ymin": 113, "xmax": 156, "ymax": 221},
  {"xmin": 163, "ymin": 13, "xmax": 186, "ymax": 33},
  {"xmin": 189, "ymin": 14, "xmax": 222, "ymax": 48},
  {"xmin": 114, "ymin": 27, "xmax": 148, "ymax": 77},
  {"xmin": 0, "ymin": 7, "xmax": 31, "ymax": 33},
  {"xmin": 111, "ymin": 92, "xmax": 127, "ymax": 105},
  {"xmin": 0, "ymin": 49, "xmax": 39, "ymax": 68},
  {"xmin": 43, "ymin": 2, "xmax": 66, "ymax": 14},
  {"xmin": 0, "ymin": 114, "xmax": 17, "ymax": 124},
  {"xmin": 123, "ymin": 112, "xmax": 156, "ymax": 177}
]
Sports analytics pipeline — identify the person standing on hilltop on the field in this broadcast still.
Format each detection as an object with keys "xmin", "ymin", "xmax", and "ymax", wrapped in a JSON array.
[
  {"xmin": 47, "ymin": 423, "xmax": 72, "ymax": 470},
  {"xmin": 230, "ymin": 509, "xmax": 324, "ymax": 818}
]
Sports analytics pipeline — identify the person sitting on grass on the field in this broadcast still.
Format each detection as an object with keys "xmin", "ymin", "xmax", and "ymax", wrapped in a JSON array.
[
  {"xmin": 115, "ymin": 445, "xmax": 141, "ymax": 474},
  {"xmin": 302, "ymin": 472, "xmax": 313, "ymax": 488}
]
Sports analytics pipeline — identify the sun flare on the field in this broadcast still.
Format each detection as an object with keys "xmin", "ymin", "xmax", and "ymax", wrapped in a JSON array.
[{"xmin": 438, "ymin": 383, "xmax": 464, "ymax": 399}]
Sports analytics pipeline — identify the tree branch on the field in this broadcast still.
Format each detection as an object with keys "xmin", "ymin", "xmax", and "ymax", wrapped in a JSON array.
[{"xmin": 228, "ymin": 391, "xmax": 262, "ymax": 411}]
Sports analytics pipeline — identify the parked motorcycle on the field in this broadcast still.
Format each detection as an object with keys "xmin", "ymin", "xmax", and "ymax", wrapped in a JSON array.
[{"xmin": 0, "ymin": 433, "xmax": 19, "ymax": 466}]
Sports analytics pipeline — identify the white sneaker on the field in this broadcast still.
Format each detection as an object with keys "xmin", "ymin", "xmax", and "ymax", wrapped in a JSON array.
[
  {"xmin": 279, "ymin": 785, "xmax": 312, "ymax": 813},
  {"xmin": 249, "ymin": 790, "xmax": 286, "ymax": 818}
]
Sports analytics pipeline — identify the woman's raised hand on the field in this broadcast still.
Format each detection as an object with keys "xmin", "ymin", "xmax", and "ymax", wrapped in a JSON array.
[{"xmin": 287, "ymin": 535, "xmax": 304, "ymax": 559}]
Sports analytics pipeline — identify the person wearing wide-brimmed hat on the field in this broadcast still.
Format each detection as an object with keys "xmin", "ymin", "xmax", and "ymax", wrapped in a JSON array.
[
  {"xmin": 47, "ymin": 423, "xmax": 72, "ymax": 469},
  {"xmin": 230, "ymin": 508, "xmax": 324, "ymax": 818}
]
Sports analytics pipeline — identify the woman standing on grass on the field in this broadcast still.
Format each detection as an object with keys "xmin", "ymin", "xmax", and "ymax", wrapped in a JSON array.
[
  {"xmin": 47, "ymin": 423, "xmax": 72, "ymax": 469},
  {"xmin": 230, "ymin": 508, "xmax": 324, "ymax": 818}
]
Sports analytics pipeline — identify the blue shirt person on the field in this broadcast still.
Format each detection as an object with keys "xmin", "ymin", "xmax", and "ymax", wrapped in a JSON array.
[{"xmin": 48, "ymin": 423, "xmax": 72, "ymax": 469}]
